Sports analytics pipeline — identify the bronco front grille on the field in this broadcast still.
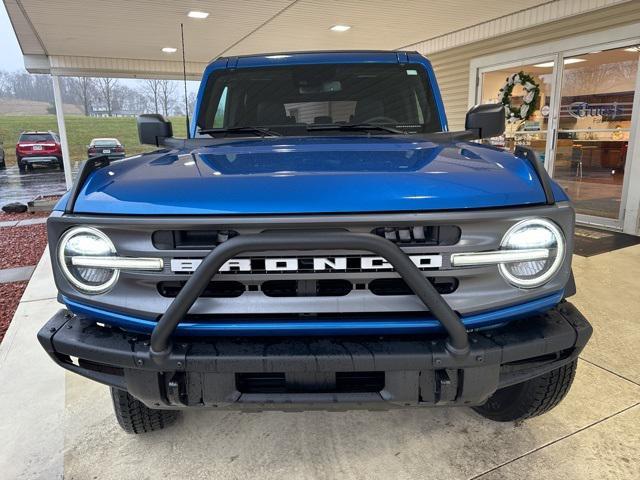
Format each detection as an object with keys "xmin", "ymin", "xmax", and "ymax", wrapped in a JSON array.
[
  {"xmin": 152, "ymin": 224, "xmax": 460, "ymax": 250},
  {"xmin": 157, "ymin": 277, "xmax": 458, "ymax": 298}
]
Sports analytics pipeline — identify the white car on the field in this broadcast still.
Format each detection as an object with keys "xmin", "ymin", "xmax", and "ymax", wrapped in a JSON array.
[{"xmin": 87, "ymin": 138, "xmax": 125, "ymax": 159}]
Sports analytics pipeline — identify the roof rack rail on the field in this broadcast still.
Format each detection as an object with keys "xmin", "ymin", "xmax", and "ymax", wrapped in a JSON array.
[
  {"xmin": 514, "ymin": 145, "xmax": 555, "ymax": 205},
  {"xmin": 64, "ymin": 155, "xmax": 111, "ymax": 214}
]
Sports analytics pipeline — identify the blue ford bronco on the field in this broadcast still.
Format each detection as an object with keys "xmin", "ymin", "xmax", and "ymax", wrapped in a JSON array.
[{"xmin": 39, "ymin": 51, "xmax": 591, "ymax": 434}]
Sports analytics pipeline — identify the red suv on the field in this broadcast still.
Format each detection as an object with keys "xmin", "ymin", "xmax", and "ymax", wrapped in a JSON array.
[{"xmin": 16, "ymin": 131, "xmax": 63, "ymax": 173}]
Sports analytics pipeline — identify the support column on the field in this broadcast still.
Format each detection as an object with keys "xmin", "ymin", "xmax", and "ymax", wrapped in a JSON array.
[
  {"xmin": 51, "ymin": 75, "xmax": 73, "ymax": 189},
  {"xmin": 622, "ymin": 57, "xmax": 640, "ymax": 236}
]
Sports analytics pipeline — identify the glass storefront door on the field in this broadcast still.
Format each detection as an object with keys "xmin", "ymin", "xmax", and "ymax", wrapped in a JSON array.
[
  {"xmin": 478, "ymin": 44, "xmax": 640, "ymax": 228},
  {"xmin": 480, "ymin": 59, "xmax": 556, "ymax": 162},
  {"xmin": 550, "ymin": 47, "xmax": 638, "ymax": 222}
]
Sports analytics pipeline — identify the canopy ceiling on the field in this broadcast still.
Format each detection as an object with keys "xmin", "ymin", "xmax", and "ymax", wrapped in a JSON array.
[{"xmin": 5, "ymin": 0, "xmax": 546, "ymax": 78}]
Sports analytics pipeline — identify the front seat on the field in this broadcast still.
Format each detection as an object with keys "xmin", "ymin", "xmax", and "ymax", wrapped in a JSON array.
[
  {"xmin": 256, "ymin": 101, "xmax": 289, "ymax": 125},
  {"xmin": 351, "ymin": 98, "xmax": 385, "ymax": 123}
]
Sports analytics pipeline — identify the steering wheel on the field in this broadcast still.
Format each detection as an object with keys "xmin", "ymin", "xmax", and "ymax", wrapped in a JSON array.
[{"xmin": 360, "ymin": 116, "xmax": 398, "ymax": 124}]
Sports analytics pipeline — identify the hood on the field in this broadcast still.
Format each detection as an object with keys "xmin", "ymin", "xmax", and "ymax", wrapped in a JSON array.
[{"xmin": 70, "ymin": 136, "xmax": 549, "ymax": 215}]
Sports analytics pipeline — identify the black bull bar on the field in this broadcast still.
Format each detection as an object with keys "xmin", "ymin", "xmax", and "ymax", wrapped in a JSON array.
[{"xmin": 149, "ymin": 231, "xmax": 470, "ymax": 365}]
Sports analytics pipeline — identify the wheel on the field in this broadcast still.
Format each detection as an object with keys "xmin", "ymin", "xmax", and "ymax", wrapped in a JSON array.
[
  {"xmin": 110, "ymin": 387, "xmax": 179, "ymax": 434},
  {"xmin": 17, "ymin": 158, "xmax": 26, "ymax": 173},
  {"xmin": 473, "ymin": 359, "xmax": 577, "ymax": 422},
  {"xmin": 58, "ymin": 159, "xmax": 65, "ymax": 171}
]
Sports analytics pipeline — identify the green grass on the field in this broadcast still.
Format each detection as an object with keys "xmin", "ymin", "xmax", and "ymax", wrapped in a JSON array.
[{"xmin": 0, "ymin": 115, "xmax": 188, "ymax": 166}]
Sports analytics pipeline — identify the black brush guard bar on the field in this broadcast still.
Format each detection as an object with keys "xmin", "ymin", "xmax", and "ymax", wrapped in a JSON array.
[{"xmin": 150, "ymin": 232, "xmax": 470, "ymax": 365}]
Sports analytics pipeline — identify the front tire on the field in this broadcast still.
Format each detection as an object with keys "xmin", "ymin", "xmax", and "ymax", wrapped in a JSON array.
[
  {"xmin": 473, "ymin": 359, "xmax": 577, "ymax": 422},
  {"xmin": 110, "ymin": 387, "xmax": 179, "ymax": 434}
]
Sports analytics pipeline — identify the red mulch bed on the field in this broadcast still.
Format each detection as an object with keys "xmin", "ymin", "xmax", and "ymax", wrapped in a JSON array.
[
  {"xmin": 0, "ymin": 211, "xmax": 50, "ymax": 222},
  {"xmin": 0, "ymin": 282, "xmax": 27, "ymax": 343},
  {"xmin": 0, "ymin": 223, "xmax": 48, "ymax": 270},
  {"xmin": 0, "ymin": 220, "xmax": 49, "ymax": 344}
]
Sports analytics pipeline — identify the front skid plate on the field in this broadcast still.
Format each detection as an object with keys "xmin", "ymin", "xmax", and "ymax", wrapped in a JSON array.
[{"xmin": 38, "ymin": 302, "xmax": 591, "ymax": 409}]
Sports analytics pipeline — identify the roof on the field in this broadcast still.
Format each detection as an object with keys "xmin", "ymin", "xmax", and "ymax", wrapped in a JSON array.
[
  {"xmin": 206, "ymin": 50, "xmax": 425, "ymax": 71},
  {"xmin": 4, "ymin": 0, "xmax": 547, "ymax": 78},
  {"xmin": 221, "ymin": 49, "xmax": 416, "ymax": 59}
]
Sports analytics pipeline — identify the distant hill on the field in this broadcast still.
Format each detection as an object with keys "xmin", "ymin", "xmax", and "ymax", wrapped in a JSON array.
[{"xmin": 0, "ymin": 99, "xmax": 83, "ymax": 116}]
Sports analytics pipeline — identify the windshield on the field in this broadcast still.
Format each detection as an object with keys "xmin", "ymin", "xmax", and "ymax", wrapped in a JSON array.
[
  {"xmin": 197, "ymin": 64, "xmax": 441, "ymax": 135},
  {"xmin": 19, "ymin": 133, "xmax": 54, "ymax": 142}
]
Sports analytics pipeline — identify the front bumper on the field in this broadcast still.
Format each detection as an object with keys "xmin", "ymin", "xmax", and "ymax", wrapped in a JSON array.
[{"xmin": 38, "ymin": 301, "xmax": 591, "ymax": 410}]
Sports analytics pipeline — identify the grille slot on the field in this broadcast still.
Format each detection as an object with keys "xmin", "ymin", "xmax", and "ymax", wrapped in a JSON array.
[
  {"xmin": 261, "ymin": 280, "xmax": 297, "ymax": 297},
  {"xmin": 369, "ymin": 277, "xmax": 458, "ymax": 296},
  {"xmin": 336, "ymin": 372, "xmax": 385, "ymax": 392},
  {"xmin": 262, "ymin": 280, "xmax": 352, "ymax": 297},
  {"xmin": 153, "ymin": 229, "xmax": 238, "ymax": 249},
  {"xmin": 235, "ymin": 372, "xmax": 384, "ymax": 393},
  {"xmin": 236, "ymin": 373, "xmax": 286, "ymax": 393},
  {"xmin": 372, "ymin": 225, "xmax": 460, "ymax": 245},
  {"xmin": 158, "ymin": 281, "xmax": 245, "ymax": 298}
]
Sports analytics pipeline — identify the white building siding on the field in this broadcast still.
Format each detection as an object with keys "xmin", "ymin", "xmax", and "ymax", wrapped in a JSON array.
[{"xmin": 420, "ymin": 1, "xmax": 640, "ymax": 130}]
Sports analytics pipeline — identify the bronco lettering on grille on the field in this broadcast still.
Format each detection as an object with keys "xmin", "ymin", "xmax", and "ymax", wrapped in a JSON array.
[{"xmin": 170, "ymin": 255, "xmax": 443, "ymax": 273}]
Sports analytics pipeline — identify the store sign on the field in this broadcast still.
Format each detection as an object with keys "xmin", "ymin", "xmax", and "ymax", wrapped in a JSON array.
[{"xmin": 568, "ymin": 101, "xmax": 621, "ymax": 119}]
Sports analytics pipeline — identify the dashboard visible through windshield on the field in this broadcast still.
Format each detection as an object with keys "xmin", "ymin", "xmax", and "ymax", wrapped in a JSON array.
[{"xmin": 197, "ymin": 63, "xmax": 442, "ymax": 136}]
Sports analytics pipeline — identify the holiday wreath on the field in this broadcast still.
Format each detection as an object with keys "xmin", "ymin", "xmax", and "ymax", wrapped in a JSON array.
[{"xmin": 497, "ymin": 71, "xmax": 540, "ymax": 122}]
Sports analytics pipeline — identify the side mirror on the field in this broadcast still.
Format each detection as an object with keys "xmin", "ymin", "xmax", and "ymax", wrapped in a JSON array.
[
  {"xmin": 137, "ymin": 114, "xmax": 173, "ymax": 146},
  {"xmin": 465, "ymin": 104, "xmax": 505, "ymax": 139}
]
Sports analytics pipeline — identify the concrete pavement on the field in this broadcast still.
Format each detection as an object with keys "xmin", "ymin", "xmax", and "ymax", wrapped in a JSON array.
[{"xmin": 1, "ymin": 246, "xmax": 639, "ymax": 479}]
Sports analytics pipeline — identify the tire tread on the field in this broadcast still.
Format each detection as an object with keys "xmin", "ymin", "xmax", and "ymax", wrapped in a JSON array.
[
  {"xmin": 474, "ymin": 359, "xmax": 577, "ymax": 422},
  {"xmin": 110, "ymin": 387, "xmax": 178, "ymax": 434}
]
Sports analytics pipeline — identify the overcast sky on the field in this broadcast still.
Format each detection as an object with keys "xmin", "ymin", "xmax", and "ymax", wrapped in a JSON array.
[
  {"xmin": 0, "ymin": 2, "xmax": 27, "ymax": 72},
  {"xmin": 0, "ymin": 3, "xmax": 200, "ymax": 95}
]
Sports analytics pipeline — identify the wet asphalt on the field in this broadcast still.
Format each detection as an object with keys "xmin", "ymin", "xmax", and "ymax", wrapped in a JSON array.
[{"xmin": 0, "ymin": 163, "xmax": 80, "ymax": 206}]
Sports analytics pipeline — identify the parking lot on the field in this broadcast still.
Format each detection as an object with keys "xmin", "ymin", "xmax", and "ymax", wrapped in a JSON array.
[{"xmin": 0, "ymin": 164, "xmax": 79, "ymax": 205}]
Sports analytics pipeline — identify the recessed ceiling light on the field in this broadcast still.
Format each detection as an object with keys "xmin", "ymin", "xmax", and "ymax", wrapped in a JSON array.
[
  {"xmin": 330, "ymin": 25, "xmax": 351, "ymax": 32},
  {"xmin": 533, "ymin": 58, "xmax": 586, "ymax": 68},
  {"xmin": 187, "ymin": 10, "xmax": 209, "ymax": 19},
  {"xmin": 162, "ymin": 47, "xmax": 177, "ymax": 53},
  {"xmin": 564, "ymin": 58, "xmax": 586, "ymax": 65}
]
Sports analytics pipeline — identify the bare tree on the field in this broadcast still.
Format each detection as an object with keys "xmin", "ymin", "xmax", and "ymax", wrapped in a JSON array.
[
  {"xmin": 187, "ymin": 91, "xmax": 198, "ymax": 117},
  {"xmin": 0, "ymin": 71, "xmax": 11, "ymax": 97},
  {"xmin": 96, "ymin": 77, "xmax": 119, "ymax": 116},
  {"xmin": 140, "ymin": 79, "xmax": 162, "ymax": 114},
  {"xmin": 158, "ymin": 80, "xmax": 177, "ymax": 117},
  {"xmin": 71, "ymin": 77, "xmax": 95, "ymax": 115}
]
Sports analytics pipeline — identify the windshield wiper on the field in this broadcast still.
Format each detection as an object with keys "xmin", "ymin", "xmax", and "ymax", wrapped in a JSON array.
[
  {"xmin": 306, "ymin": 123, "xmax": 406, "ymax": 134},
  {"xmin": 199, "ymin": 126, "xmax": 282, "ymax": 137}
]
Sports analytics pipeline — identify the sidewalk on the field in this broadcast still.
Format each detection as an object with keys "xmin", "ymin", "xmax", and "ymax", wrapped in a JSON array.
[{"xmin": 0, "ymin": 247, "xmax": 638, "ymax": 480}]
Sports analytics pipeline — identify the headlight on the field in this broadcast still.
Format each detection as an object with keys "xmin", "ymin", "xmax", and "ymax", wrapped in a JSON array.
[
  {"xmin": 499, "ymin": 218, "xmax": 565, "ymax": 288},
  {"xmin": 58, "ymin": 226, "xmax": 119, "ymax": 294}
]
